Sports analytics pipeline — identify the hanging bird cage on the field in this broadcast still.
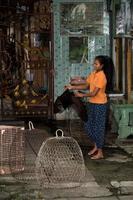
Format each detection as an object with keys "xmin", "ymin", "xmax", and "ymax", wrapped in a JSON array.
[
  {"xmin": 36, "ymin": 129, "xmax": 85, "ymax": 188},
  {"xmin": 0, "ymin": 125, "xmax": 24, "ymax": 175},
  {"xmin": 10, "ymin": 121, "xmax": 49, "ymax": 182}
]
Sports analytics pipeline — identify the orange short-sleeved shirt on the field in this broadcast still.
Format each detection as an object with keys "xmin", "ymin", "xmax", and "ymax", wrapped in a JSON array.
[{"xmin": 86, "ymin": 70, "xmax": 107, "ymax": 104}]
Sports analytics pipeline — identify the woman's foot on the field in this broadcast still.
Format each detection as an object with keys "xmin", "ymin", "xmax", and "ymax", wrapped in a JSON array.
[
  {"xmin": 91, "ymin": 149, "xmax": 104, "ymax": 160},
  {"xmin": 88, "ymin": 144, "xmax": 97, "ymax": 156}
]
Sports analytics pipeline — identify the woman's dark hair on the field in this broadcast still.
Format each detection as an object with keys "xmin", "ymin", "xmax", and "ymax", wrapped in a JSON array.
[{"xmin": 95, "ymin": 55, "xmax": 115, "ymax": 93}]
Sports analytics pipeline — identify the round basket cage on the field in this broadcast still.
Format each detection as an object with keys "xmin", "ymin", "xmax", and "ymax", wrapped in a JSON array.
[
  {"xmin": 10, "ymin": 121, "xmax": 49, "ymax": 182},
  {"xmin": 36, "ymin": 129, "xmax": 85, "ymax": 188}
]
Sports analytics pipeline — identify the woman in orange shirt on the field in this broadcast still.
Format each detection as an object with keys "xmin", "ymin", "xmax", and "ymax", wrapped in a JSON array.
[{"xmin": 66, "ymin": 55, "xmax": 114, "ymax": 159}]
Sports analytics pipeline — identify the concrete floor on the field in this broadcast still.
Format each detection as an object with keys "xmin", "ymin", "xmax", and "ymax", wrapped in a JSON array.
[{"xmin": 0, "ymin": 120, "xmax": 133, "ymax": 200}]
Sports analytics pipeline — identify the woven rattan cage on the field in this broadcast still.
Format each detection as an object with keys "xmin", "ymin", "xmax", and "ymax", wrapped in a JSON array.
[
  {"xmin": 0, "ymin": 125, "xmax": 24, "ymax": 175},
  {"xmin": 36, "ymin": 129, "xmax": 85, "ymax": 188},
  {"xmin": 10, "ymin": 122, "xmax": 49, "ymax": 182}
]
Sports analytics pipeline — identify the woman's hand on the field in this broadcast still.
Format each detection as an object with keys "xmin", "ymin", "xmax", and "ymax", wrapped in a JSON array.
[
  {"xmin": 64, "ymin": 84, "xmax": 73, "ymax": 90},
  {"xmin": 74, "ymin": 91, "xmax": 84, "ymax": 98}
]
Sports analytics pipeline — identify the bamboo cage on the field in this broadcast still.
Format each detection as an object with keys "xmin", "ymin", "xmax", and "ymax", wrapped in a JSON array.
[{"xmin": 0, "ymin": 126, "xmax": 24, "ymax": 175}]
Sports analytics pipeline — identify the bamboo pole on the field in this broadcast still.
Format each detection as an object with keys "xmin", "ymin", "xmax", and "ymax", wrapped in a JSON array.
[
  {"xmin": 127, "ymin": 38, "xmax": 132, "ymax": 103},
  {"xmin": 115, "ymin": 38, "xmax": 120, "ymax": 91}
]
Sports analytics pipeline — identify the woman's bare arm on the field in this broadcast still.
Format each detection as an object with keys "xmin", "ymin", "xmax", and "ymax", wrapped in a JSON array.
[
  {"xmin": 65, "ymin": 83, "xmax": 88, "ymax": 90},
  {"xmin": 85, "ymin": 87, "xmax": 100, "ymax": 97},
  {"xmin": 75, "ymin": 87, "xmax": 100, "ymax": 97}
]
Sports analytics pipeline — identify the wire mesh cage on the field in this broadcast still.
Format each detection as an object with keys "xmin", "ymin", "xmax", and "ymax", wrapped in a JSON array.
[
  {"xmin": 36, "ymin": 129, "xmax": 85, "ymax": 188},
  {"xmin": 10, "ymin": 121, "xmax": 49, "ymax": 182},
  {"xmin": 0, "ymin": 125, "xmax": 24, "ymax": 175}
]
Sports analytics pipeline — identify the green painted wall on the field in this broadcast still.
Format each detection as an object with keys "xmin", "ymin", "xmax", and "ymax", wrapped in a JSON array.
[{"xmin": 53, "ymin": 0, "xmax": 110, "ymax": 99}]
